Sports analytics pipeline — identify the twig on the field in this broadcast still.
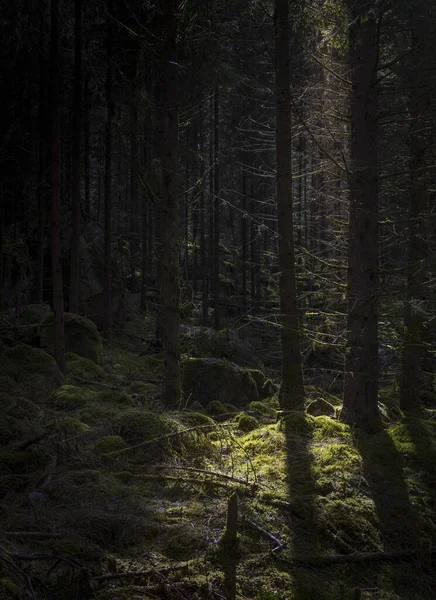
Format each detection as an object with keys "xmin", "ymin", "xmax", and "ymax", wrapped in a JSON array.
[
  {"xmin": 14, "ymin": 431, "xmax": 50, "ymax": 451},
  {"xmin": 0, "ymin": 551, "xmax": 37, "ymax": 600}
]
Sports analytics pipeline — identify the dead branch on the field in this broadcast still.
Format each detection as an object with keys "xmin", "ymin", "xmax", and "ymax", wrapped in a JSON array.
[
  {"xmin": 154, "ymin": 465, "xmax": 257, "ymax": 487},
  {"xmin": 92, "ymin": 562, "xmax": 189, "ymax": 582},
  {"xmin": 0, "ymin": 551, "xmax": 37, "ymax": 600},
  {"xmin": 244, "ymin": 518, "xmax": 287, "ymax": 550}
]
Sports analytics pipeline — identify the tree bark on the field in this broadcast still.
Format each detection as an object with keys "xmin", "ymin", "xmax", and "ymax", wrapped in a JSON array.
[
  {"xmin": 342, "ymin": 0, "xmax": 380, "ymax": 428},
  {"xmin": 400, "ymin": 4, "xmax": 430, "ymax": 413},
  {"xmin": 70, "ymin": 0, "xmax": 82, "ymax": 314},
  {"xmin": 213, "ymin": 87, "xmax": 221, "ymax": 330},
  {"xmin": 50, "ymin": 0, "xmax": 65, "ymax": 372},
  {"xmin": 160, "ymin": 0, "xmax": 181, "ymax": 407},
  {"xmin": 275, "ymin": 0, "xmax": 305, "ymax": 409},
  {"xmin": 103, "ymin": 0, "xmax": 113, "ymax": 336}
]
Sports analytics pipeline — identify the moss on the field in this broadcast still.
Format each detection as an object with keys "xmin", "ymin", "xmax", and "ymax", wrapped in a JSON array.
[
  {"xmin": 66, "ymin": 352, "xmax": 106, "ymax": 383},
  {"xmin": 312, "ymin": 415, "xmax": 350, "ymax": 442},
  {"xmin": 306, "ymin": 398, "xmax": 335, "ymax": 417},
  {"xmin": 126, "ymin": 381, "xmax": 158, "ymax": 395},
  {"xmin": 93, "ymin": 435, "xmax": 129, "ymax": 455},
  {"xmin": 0, "ymin": 448, "xmax": 44, "ymax": 473},
  {"xmin": 183, "ymin": 357, "xmax": 259, "ymax": 408},
  {"xmin": 319, "ymin": 496, "xmax": 380, "ymax": 550},
  {"xmin": 420, "ymin": 389, "xmax": 436, "ymax": 406},
  {"xmin": 205, "ymin": 400, "xmax": 227, "ymax": 417},
  {"xmin": 42, "ymin": 312, "xmax": 103, "ymax": 365},
  {"xmin": 234, "ymin": 412, "xmax": 259, "ymax": 432},
  {"xmin": 276, "ymin": 411, "xmax": 315, "ymax": 434},
  {"xmin": 181, "ymin": 411, "xmax": 215, "ymax": 426},
  {"xmin": 248, "ymin": 400, "xmax": 277, "ymax": 418},
  {"xmin": 0, "ymin": 394, "xmax": 43, "ymax": 444},
  {"xmin": 115, "ymin": 409, "xmax": 179, "ymax": 446},
  {"xmin": 261, "ymin": 379, "xmax": 276, "ymax": 399},
  {"xmin": 97, "ymin": 390, "xmax": 134, "ymax": 406},
  {"xmin": 1, "ymin": 344, "xmax": 63, "ymax": 399},
  {"xmin": 50, "ymin": 384, "xmax": 96, "ymax": 410},
  {"xmin": 0, "ymin": 579, "xmax": 22, "ymax": 598}
]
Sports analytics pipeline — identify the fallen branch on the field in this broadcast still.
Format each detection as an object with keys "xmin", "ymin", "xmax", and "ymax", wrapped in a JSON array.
[
  {"xmin": 244, "ymin": 518, "xmax": 287, "ymax": 551},
  {"xmin": 92, "ymin": 563, "xmax": 189, "ymax": 582},
  {"xmin": 273, "ymin": 546, "xmax": 436, "ymax": 567},
  {"xmin": 4, "ymin": 532, "xmax": 64, "ymax": 539},
  {"xmin": 154, "ymin": 465, "xmax": 257, "ymax": 487}
]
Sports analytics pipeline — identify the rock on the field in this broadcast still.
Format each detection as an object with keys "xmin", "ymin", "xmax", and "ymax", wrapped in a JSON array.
[
  {"xmin": 42, "ymin": 312, "xmax": 103, "ymax": 365},
  {"xmin": 306, "ymin": 397, "xmax": 335, "ymax": 417},
  {"xmin": 182, "ymin": 357, "xmax": 259, "ymax": 408},
  {"xmin": 50, "ymin": 385, "xmax": 96, "ymax": 410},
  {"xmin": 181, "ymin": 326, "xmax": 260, "ymax": 367},
  {"xmin": 63, "ymin": 223, "xmax": 125, "ymax": 327},
  {"xmin": 1, "ymin": 344, "xmax": 63, "ymax": 400},
  {"xmin": 65, "ymin": 352, "xmax": 106, "ymax": 384}
]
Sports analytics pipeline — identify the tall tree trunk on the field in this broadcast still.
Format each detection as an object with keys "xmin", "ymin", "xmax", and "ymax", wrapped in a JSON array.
[
  {"xmin": 342, "ymin": 0, "xmax": 380, "ymax": 428},
  {"xmin": 241, "ymin": 167, "xmax": 248, "ymax": 312},
  {"xmin": 213, "ymin": 87, "xmax": 221, "ymax": 330},
  {"xmin": 70, "ymin": 0, "xmax": 82, "ymax": 314},
  {"xmin": 161, "ymin": 0, "xmax": 181, "ymax": 406},
  {"xmin": 83, "ymin": 71, "xmax": 91, "ymax": 222},
  {"xmin": 275, "ymin": 0, "xmax": 304, "ymax": 408},
  {"xmin": 103, "ymin": 0, "xmax": 113, "ymax": 335},
  {"xmin": 130, "ymin": 86, "xmax": 139, "ymax": 293},
  {"xmin": 36, "ymin": 16, "xmax": 47, "ymax": 305},
  {"xmin": 50, "ymin": 0, "xmax": 65, "ymax": 372},
  {"xmin": 400, "ymin": 4, "xmax": 430, "ymax": 413},
  {"xmin": 199, "ymin": 100, "xmax": 208, "ymax": 326}
]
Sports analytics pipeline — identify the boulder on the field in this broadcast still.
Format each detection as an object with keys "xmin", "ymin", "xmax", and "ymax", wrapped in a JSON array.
[
  {"xmin": 181, "ymin": 326, "xmax": 260, "ymax": 368},
  {"xmin": 42, "ymin": 312, "xmax": 103, "ymax": 365},
  {"xmin": 1, "ymin": 344, "xmax": 63, "ymax": 400},
  {"xmin": 306, "ymin": 397, "xmax": 335, "ymax": 418},
  {"xmin": 182, "ymin": 357, "xmax": 259, "ymax": 408}
]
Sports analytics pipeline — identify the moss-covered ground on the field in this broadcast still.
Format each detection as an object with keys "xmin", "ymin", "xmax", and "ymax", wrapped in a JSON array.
[{"xmin": 1, "ymin": 307, "xmax": 435, "ymax": 599}]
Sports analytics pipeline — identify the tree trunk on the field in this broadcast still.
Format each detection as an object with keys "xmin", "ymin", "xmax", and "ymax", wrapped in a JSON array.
[
  {"xmin": 130, "ymin": 87, "xmax": 139, "ymax": 293},
  {"xmin": 241, "ymin": 168, "xmax": 248, "ymax": 312},
  {"xmin": 400, "ymin": 4, "xmax": 430, "ymax": 413},
  {"xmin": 213, "ymin": 87, "xmax": 221, "ymax": 330},
  {"xmin": 342, "ymin": 0, "xmax": 380, "ymax": 428},
  {"xmin": 70, "ymin": 0, "xmax": 82, "ymax": 314},
  {"xmin": 199, "ymin": 100, "xmax": 208, "ymax": 326},
  {"xmin": 50, "ymin": 0, "xmax": 65, "ymax": 372},
  {"xmin": 36, "ymin": 16, "xmax": 47, "ymax": 305},
  {"xmin": 160, "ymin": 0, "xmax": 181, "ymax": 407},
  {"xmin": 275, "ymin": 0, "xmax": 304, "ymax": 409},
  {"xmin": 83, "ymin": 71, "xmax": 91, "ymax": 222},
  {"xmin": 103, "ymin": 0, "xmax": 113, "ymax": 336}
]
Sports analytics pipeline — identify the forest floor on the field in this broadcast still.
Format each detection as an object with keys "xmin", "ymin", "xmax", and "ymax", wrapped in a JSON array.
[{"xmin": 1, "ymin": 300, "xmax": 436, "ymax": 600}]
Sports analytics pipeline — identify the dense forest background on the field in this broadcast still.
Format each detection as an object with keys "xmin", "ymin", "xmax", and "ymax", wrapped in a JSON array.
[{"xmin": 1, "ymin": 0, "xmax": 436, "ymax": 598}]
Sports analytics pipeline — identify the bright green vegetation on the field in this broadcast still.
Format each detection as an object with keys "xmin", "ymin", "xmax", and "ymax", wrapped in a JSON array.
[{"xmin": 0, "ymin": 325, "xmax": 435, "ymax": 599}]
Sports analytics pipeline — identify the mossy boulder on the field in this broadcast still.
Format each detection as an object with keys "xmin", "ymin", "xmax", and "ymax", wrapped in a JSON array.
[
  {"xmin": 42, "ymin": 312, "xmax": 103, "ymax": 365},
  {"xmin": 1, "ymin": 344, "xmax": 63, "ymax": 400},
  {"xmin": 182, "ymin": 357, "xmax": 259, "ymax": 408},
  {"xmin": 276, "ymin": 411, "xmax": 315, "ymax": 434},
  {"xmin": 97, "ymin": 390, "xmax": 134, "ymax": 406},
  {"xmin": 93, "ymin": 435, "xmax": 129, "ymax": 455},
  {"xmin": 65, "ymin": 352, "xmax": 106, "ymax": 383},
  {"xmin": 248, "ymin": 400, "xmax": 277, "ymax": 419},
  {"xmin": 115, "ymin": 409, "xmax": 179, "ymax": 446},
  {"xmin": 50, "ymin": 385, "xmax": 96, "ymax": 410},
  {"xmin": 235, "ymin": 412, "xmax": 259, "ymax": 432},
  {"xmin": 306, "ymin": 397, "xmax": 335, "ymax": 417},
  {"xmin": 181, "ymin": 326, "xmax": 260, "ymax": 367},
  {"xmin": 0, "ymin": 393, "xmax": 43, "ymax": 445}
]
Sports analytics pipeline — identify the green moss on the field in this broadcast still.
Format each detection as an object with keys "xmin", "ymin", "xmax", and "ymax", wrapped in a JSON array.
[
  {"xmin": 0, "ymin": 393, "xmax": 43, "ymax": 444},
  {"xmin": 0, "ymin": 448, "xmax": 44, "ymax": 473},
  {"xmin": 97, "ymin": 390, "xmax": 134, "ymax": 406},
  {"xmin": 42, "ymin": 312, "xmax": 103, "ymax": 365},
  {"xmin": 306, "ymin": 398, "xmax": 335, "ymax": 417},
  {"xmin": 181, "ymin": 411, "xmax": 215, "ymax": 426},
  {"xmin": 93, "ymin": 435, "xmax": 129, "ymax": 455},
  {"xmin": 115, "ymin": 409, "xmax": 179, "ymax": 446},
  {"xmin": 50, "ymin": 384, "xmax": 96, "ymax": 410},
  {"xmin": 276, "ymin": 411, "xmax": 315, "ymax": 434},
  {"xmin": 205, "ymin": 400, "xmax": 227, "ymax": 417},
  {"xmin": 66, "ymin": 352, "xmax": 106, "ymax": 383},
  {"xmin": 126, "ymin": 381, "xmax": 159, "ymax": 395},
  {"xmin": 0, "ymin": 579, "xmax": 22, "ymax": 598},
  {"xmin": 248, "ymin": 400, "xmax": 277, "ymax": 418},
  {"xmin": 319, "ymin": 497, "xmax": 380, "ymax": 550},
  {"xmin": 235, "ymin": 412, "xmax": 259, "ymax": 432},
  {"xmin": 312, "ymin": 415, "xmax": 350, "ymax": 442},
  {"xmin": 1, "ymin": 344, "xmax": 63, "ymax": 399},
  {"xmin": 420, "ymin": 389, "xmax": 436, "ymax": 406}
]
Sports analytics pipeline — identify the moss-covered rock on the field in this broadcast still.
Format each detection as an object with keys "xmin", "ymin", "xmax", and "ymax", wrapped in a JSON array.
[
  {"xmin": 93, "ymin": 435, "xmax": 129, "ymax": 455},
  {"xmin": 42, "ymin": 312, "xmax": 103, "ymax": 365},
  {"xmin": 50, "ymin": 384, "xmax": 96, "ymax": 410},
  {"xmin": 0, "ymin": 393, "xmax": 43, "ymax": 444},
  {"xmin": 235, "ymin": 412, "xmax": 259, "ymax": 432},
  {"xmin": 248, "ymin": 400, "xmax": 277, "ymax": 419},
  {"xmin": 97, "ymin": 389, "xmax": 134, "ymax": 406},
  {"xmin": 115, "ymin": 409, "xmax": 179, "ymax": 446},
  {"xmin": 183, "ymin": 357, "xmax": 259, "ymax": 408},
  {"xmin": 1, "ymin": 344, "xmax": 63, "ymax": 400},
  {"xmin": 276, "ymin": 411, "xmax": 315, "ymax": 434},
  {"xmin": 181, "ymin": 325, "xmax": 260, "ymax": 367},
  {"xmin": 65, "ymin": 352, "xmax": 105, "ymax": 383},
  {"xmin": 306, "ymin": 397, "xmax": 335, "ymax": 417}
]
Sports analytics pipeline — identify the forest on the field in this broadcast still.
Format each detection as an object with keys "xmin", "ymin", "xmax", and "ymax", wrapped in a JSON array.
[{"xmin": 1, "ymin": 0, "xmax": 436, "ymax": 598}]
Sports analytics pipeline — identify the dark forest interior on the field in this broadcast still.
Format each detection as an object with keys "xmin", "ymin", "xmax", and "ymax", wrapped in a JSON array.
[{"xmin": 1, "ymin": 0, "xmax": 436, "ymax": 598}]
